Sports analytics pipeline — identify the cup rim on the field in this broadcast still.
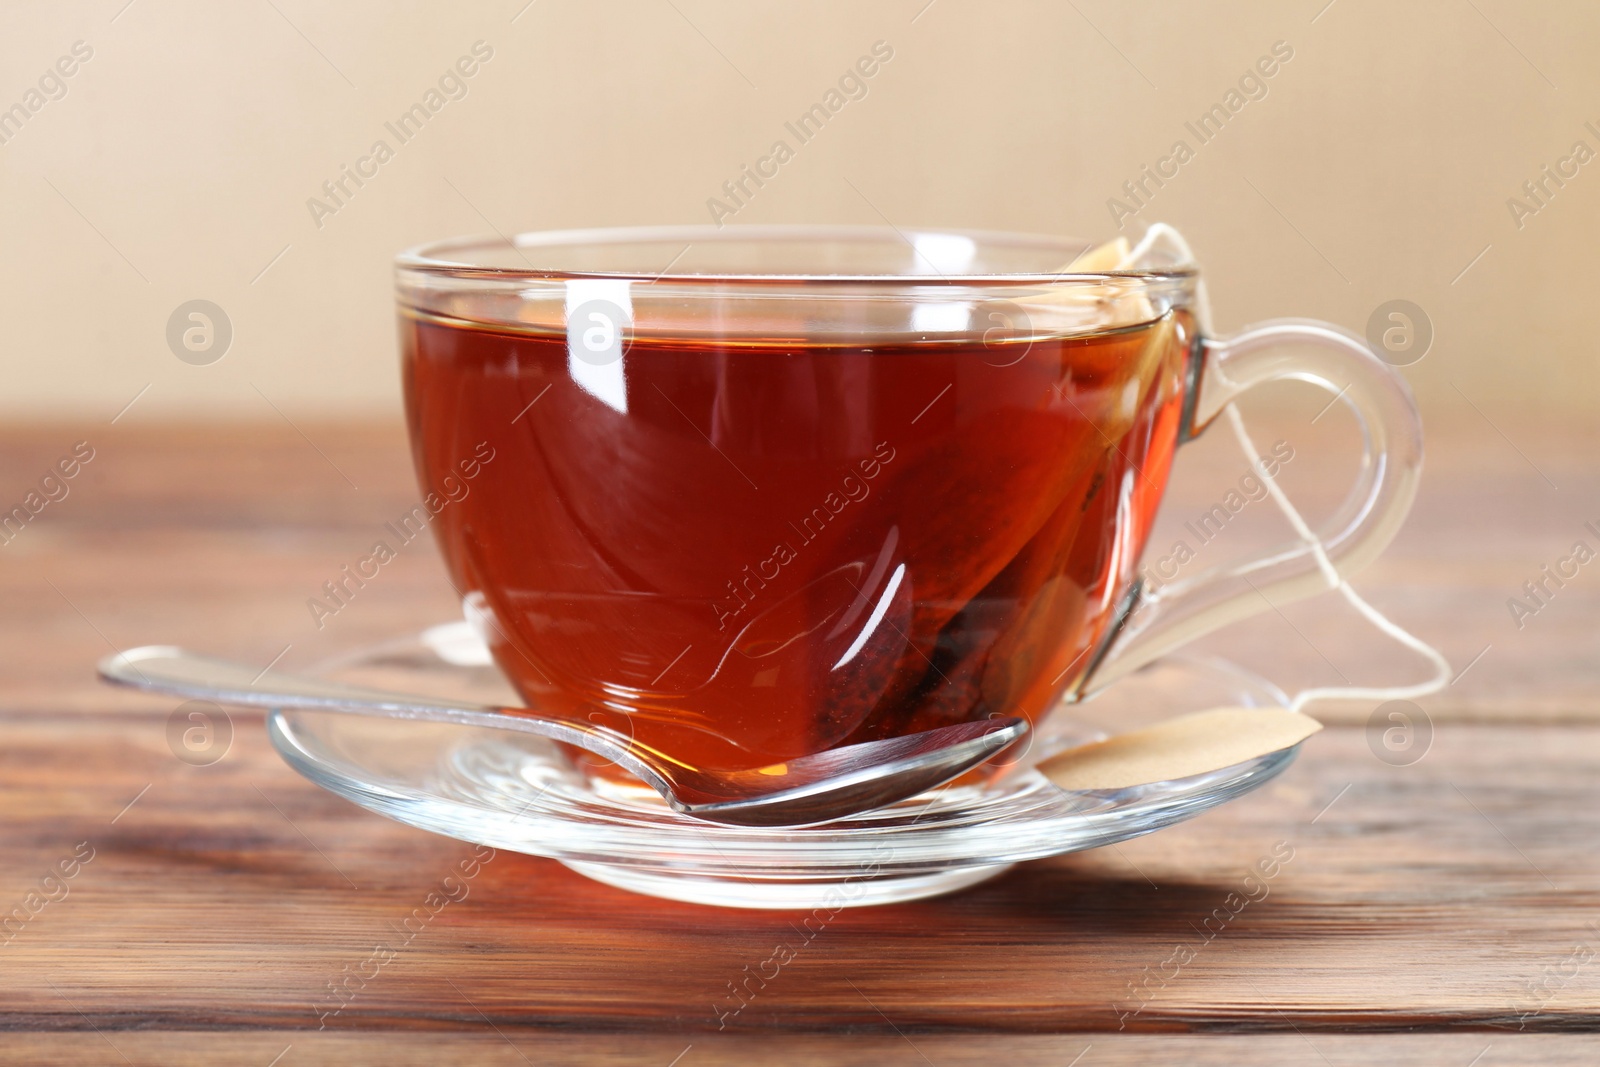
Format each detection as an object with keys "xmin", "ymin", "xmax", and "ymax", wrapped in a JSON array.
[{"xmin": 395, "ymin": 223, "xmax": 1199, "ymax": 287}]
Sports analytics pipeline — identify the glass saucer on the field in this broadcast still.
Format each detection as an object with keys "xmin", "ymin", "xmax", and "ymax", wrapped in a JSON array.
[{"xmin": 268, "ymin": 624, "xmax": 1301, "ymax": 910}]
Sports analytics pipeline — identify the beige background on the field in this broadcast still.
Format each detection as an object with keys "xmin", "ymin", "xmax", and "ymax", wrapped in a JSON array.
[{"xmin": 0, "ymin": 0, "xmax": 1594, "ymax": 420}]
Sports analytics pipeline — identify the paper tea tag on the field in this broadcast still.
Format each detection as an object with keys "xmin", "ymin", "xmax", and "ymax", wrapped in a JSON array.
[{"xmin": 1037, "ymin": 706, "xmax": 1323, "ymax": 791}]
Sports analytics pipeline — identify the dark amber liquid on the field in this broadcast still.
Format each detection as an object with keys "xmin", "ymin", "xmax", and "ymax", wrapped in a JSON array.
[{"xmin": 402, "ymin": 310, "xmax": 1192, "ymax": 774}]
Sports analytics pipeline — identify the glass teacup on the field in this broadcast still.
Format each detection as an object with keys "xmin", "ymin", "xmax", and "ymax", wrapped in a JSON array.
[{"xmin": 395, "ymin": 225, "xmax": 1419, "ymax": 782}]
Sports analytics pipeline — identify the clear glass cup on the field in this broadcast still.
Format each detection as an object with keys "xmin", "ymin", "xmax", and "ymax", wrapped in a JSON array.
[{"xmin": 394, "ymin": 225, "xmax": 1420, "ymax": 783}]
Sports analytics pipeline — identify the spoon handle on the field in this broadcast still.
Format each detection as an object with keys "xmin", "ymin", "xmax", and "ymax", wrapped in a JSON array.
[{"xmin": 97, "ymin": 645, "xmax": 598, "ymax": 746}]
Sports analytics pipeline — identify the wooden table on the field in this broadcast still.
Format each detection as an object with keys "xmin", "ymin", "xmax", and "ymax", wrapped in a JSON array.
[{"xmin": 3, "ymin": 413, "xmax": 1597, "ymax": 1064}]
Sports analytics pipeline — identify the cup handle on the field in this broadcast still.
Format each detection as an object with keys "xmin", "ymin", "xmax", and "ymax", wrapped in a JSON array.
[{"xmin": 1076, "ymin": 317, "xmax": 1424, "ymax": 696}]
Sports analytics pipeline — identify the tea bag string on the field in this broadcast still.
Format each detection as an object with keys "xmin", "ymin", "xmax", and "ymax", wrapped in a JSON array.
[
  {"xmin": 1121, "ymin": 224, "xmax": 1451, "ymax": 712},
  {"xmin": 1219, "ymin": 404, "xmax": 1451, "ymax": 710}
]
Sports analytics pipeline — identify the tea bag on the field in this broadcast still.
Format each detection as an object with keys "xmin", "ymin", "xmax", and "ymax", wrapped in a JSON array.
[
  {"xmin": 1034, "ymin": 223, "xmax": 1451, "ymax": 792},
  {"xmin": 1005, "ymin": 237, "xmax": 1157, "ymax": 331},
  {"xmin": 1064, "ymin": 235, "xmax": 1132, "ymax": 272},
  {"xmin": 1035, "ymin": 238, "xmax": 1180, "ymax": 461}
]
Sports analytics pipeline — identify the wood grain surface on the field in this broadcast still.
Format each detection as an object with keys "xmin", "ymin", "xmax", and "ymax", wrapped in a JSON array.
[{"xmin": 1, "ymin": 416, "xmax": 1597, "ymax": 1063}]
